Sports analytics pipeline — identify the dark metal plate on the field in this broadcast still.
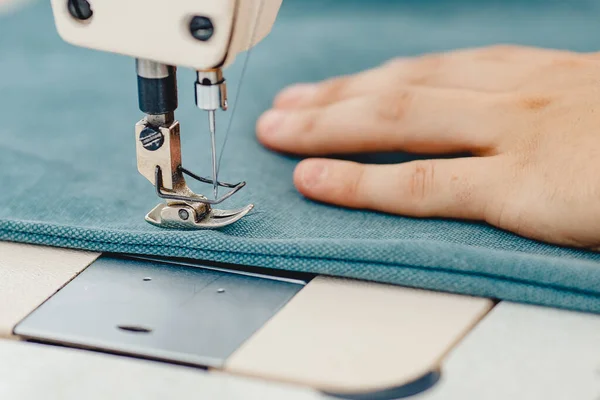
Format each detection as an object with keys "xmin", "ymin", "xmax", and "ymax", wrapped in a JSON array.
[{"xmin": 14, "ymin": 256, "xmax": 305, "ymax": 368}]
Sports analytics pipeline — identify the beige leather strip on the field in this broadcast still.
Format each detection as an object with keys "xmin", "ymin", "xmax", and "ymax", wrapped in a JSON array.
[
  {"xmin": 225, "ymin": 276, "xmax": 493, "ymax": 394},
  {"xmin": 0, "ymin": 242, "xmax": 99, "ymax": 338}
]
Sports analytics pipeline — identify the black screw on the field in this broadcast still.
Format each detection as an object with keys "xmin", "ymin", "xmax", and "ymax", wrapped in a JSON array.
[
  {"xmin": 178, "ymin": 209, "xmax": 190, "ymax": 221},
  {"xmin": 68, "ymin": 0, "xmax": 93, "ymax": 21},
  {"xmin": 139, "ymin": 126, "xmax": 164, "ymax": 151},
  {"xmin": 189, "ymin": 16, "xmax": 214, "ymax": 42}
]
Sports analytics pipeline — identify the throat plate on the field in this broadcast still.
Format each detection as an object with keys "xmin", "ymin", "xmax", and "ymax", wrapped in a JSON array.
[{"xmin": 14, "ymin": 256, "xmax": 305, "ymax": 368}]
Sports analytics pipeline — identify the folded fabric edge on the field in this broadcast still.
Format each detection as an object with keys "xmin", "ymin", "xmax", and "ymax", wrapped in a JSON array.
[
  {"xmin": 2, "ymin": 219, "xmax": 600, "ymax": 293},
  {"xmin": 1, "ymin": 229, "xmax": 600, "ymax": 315}
]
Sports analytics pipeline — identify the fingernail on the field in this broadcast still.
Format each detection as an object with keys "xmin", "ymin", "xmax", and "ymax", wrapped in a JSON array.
[
  {"xmin": 276, "ymin": 83, "xmax": 318, "ymax": 106},
  {"xmin": 299, "ymin": 161, "xmax": 327, "ymax": 189},
  {"xmin": 257, "ymin": 109, "xmax": 285, "ymax": 138}
]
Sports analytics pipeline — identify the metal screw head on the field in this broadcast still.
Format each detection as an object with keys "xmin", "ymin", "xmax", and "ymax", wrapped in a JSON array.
[
  {"xmin": 178, "ymin": 209, "xmax": 190, "ymax": 221},
  {"xmin": 67, "ymin": 0, "xmax": 93, "ymax": 21},
  {"xmin": 139, "ymin": 126, "xmax": 164, "ymax": 151},
  {"xmin": 189, "ymin": 16, "xmax": 214, "ymax": 41}
]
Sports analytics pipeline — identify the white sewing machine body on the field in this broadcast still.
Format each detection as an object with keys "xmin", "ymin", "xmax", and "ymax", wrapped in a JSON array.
[{"xmin": 50, "ymin": 0, "xmax": 282, "ymax": 70}]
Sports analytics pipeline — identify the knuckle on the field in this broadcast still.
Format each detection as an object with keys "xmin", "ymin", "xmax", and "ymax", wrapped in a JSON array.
[
  {"xmin": 340, "ymin": 164, "xmax": 366, "ymax": 201},
  {"xmin": 407, "ymin": 160, "xmax": 436, "ymax": 203},
  {"xmin": 406, "ymin": 72, "xmax": 432, "ymax": 86},
  {"xmin": 475, "ymin": 44, "xmax": 523, "ymax": 61},
  {"xmin": 489, "ymin": 200, "xmax": 511, "ymax": 229},
  {"xmin": 518, "ymin": 95, "xmax": 554, "ymax": 112},
  {"xmin": 298, "ymin": 110, "xmax": 319, "ymax": 135},
  {"xmin": 318, "ymin": 78, "xmax": 348, "ymax": 102},
  {"xmin": 415, "ymin": 54, "xmax": 444, "ymax": 70},
  {"xmin": 486, "ymin": 195, "xmax": 524, "ymax": 236},
  {"xmin": 376, "ymin": 90, "xmax": 415, "ymax": 122},
  {"xmin": 495, "ymin": 92, "xmax": 554, "ymax": 114},
  {"xmin": 501, "ymin": 92, "xmax": 555, "ymax": 113},
  {"xmin": 383, "ymin": 54, "xmax": 443, "ymax": 86},
  {"xmin": 550, "ymin": 55, "xmax": 587, "ymax": 69},
  {"xmin": 405, "ymin": 55, "xmax": 443, "ymax": 85},
  {"xmin": 290, "ymin": 111, "xmax": 320, "ymax": 151}
]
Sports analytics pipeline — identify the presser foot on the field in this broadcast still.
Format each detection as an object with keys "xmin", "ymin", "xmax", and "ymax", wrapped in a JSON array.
[
  {"xmin": 146, "ymin": 165, "xmax": 254, "ymax": 230},
  {"xmin": 145, "ymin": 202, "xmax": 254, "ymax": 230},
  {"xmin": 135, "ymin": 115, "xmax": 253, "ymax": 230}
]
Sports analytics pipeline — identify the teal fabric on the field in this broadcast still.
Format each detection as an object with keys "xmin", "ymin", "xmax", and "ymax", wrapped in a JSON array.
[{"xmin": 2, "ymin": 0, "xmax": 600, "ymax": 313}]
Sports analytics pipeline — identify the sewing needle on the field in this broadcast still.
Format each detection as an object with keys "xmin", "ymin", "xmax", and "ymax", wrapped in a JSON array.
[{"xmin": 208, "ymin": 110, "xmax": 218, "ymax": 199}]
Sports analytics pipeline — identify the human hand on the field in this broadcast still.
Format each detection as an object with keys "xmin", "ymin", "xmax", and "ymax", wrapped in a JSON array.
[{"xmin": 256, "ymin": 45, "xmax": 600, "ymax": 250}]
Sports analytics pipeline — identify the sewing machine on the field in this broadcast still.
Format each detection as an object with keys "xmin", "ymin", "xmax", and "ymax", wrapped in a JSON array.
[
  {"xmin": 52, "ymin": 0, "xmax": 283, "ymax": 229},
  {"xmin": 1, "ymin": 1, "xmax": 600, "ymax": 399}
]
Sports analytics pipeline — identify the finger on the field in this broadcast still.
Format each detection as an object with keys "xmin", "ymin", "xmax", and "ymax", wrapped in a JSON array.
[
  {"xmin": 258, "ymin": 86, "xmax": 501, "ymax": 156},
  {"xmin": 293, "ymin": 157, "xmax": 500, "ymax": 221},
  {"xmin": 273, "ymin": 68, "xmax": 388, "ymax": 110},
  {"xmin": 273, "ymin": 45, "xmax": 580, "ymax": 109},
  {"xmin": 434, "ymin": 45, "xmax": 580, "ymax": 64},
  {"xmin": 372, "ymin": 46, "xmax": 580, "ymax": 92},
  {"xmin": 381, "ymin": 53, "xmax": 538, "ymax": 92}
]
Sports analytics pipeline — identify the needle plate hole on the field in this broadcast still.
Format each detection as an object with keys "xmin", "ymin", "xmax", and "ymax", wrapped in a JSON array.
[{"xmin": 117, "ymin": 325, "xmax": 153, "ymax": 334}]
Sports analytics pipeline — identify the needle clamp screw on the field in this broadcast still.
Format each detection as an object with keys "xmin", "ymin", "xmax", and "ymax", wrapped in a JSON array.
[
  {"xmin": 189, "ymin": 16, "xmax": 214, "ymax": 42},
  {"xmin": 139, "ymin": 126, "xmax": 164, "ymax": 151},
  {"xmin": 67, "ymin": 0, "xmax": 93, "ymax": 21}
]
